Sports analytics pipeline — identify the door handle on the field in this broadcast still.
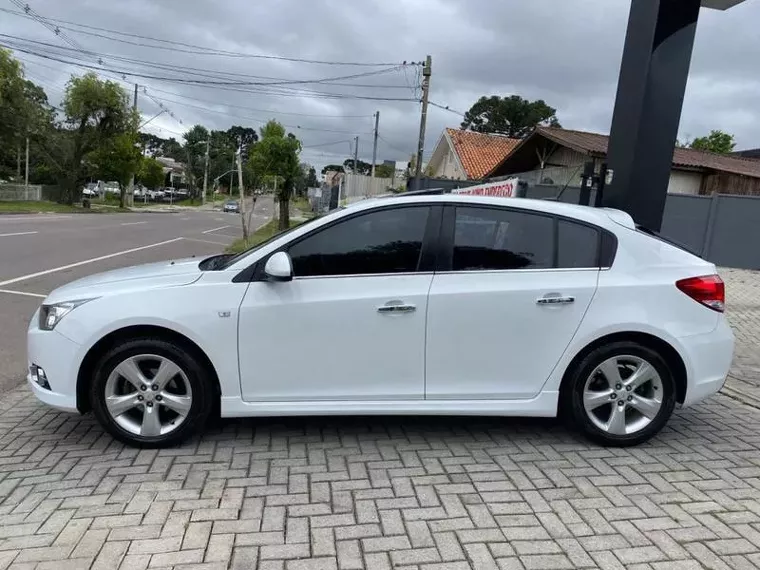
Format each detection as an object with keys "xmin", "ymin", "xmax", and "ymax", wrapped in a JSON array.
[
  {"xmin": 378, "ymin": 301, "xmax": 416, "ymax": 313},
  {"xmin": 537, "ymin": 295, "xmax": 575, "ymax": 305}
]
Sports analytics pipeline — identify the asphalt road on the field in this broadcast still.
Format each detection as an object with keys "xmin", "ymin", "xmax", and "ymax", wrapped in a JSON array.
[{"xmin": 0, "ymin": 196, "xmax": 273, "ymax": 391}]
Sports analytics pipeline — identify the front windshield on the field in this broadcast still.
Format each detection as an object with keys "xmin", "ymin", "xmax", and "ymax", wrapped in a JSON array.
[{"xmin": 221, "ymin": 209, "xmax": 339, "ymax": 269}]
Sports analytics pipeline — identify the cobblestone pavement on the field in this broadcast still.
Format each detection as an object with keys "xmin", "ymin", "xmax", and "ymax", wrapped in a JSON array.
[
  {"xmin": 721, "ymin": 268, "xmax": 760, "ymax": 406},
  {"xmin": 0, "ymin": 269, "xmax": 756, "ymax": 570}
]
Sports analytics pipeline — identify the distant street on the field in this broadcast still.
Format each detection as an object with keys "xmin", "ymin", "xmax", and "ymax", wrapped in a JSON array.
[{"xmin": 0, "ymin": 196, "xmax": 272, "ymax": 391}]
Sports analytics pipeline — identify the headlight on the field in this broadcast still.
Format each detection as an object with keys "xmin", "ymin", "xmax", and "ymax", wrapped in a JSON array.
[{"xmin": 38, "ymin": 299, "xmax": 96, "ymax": 331}]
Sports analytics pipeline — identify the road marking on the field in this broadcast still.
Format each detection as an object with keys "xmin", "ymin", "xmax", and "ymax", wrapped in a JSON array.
[
  {"xmin": 0, "ymin": 237, "xmax": 184, "ymax": 287},
  {"xmin": 202, "ymin": 225, "xmax": 231, "ymax": 234},
  {"xmin": 214, "ymin": 217, "xmax": 224, "ymax": 221},
  {"xmin": 0, "ymin": 215, "xmax": 72, "ymax": 222},
  {"xmin": 183, "ymin": 237, "xmax": 230, "ymax": 246},
  {"xmin": 120, "ymin": 221, "xmax": 148, "ymax": 226},
  {"xmin": 0, "ymin": 231, "xmax": 38, "ymax": 237},
  {"xmin": 0, "ymin": 289, "xmax": 46, "ymax": 298}
]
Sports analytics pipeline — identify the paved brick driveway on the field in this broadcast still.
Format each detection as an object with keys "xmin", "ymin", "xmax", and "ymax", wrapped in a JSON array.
[{"xmin": 0, "ymin": 270, "xmax": 758, "ymax": 570}]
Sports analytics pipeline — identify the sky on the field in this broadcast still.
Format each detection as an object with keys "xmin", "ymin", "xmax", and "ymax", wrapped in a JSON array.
[{"xmin": 1, "ymin": 0, "xmax": 759, "ymax": 171}]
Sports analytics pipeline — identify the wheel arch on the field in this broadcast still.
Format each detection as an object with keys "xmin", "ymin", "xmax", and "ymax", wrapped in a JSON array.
[
  {"xmin": 558, "ymin": 331, "xmax": 688, "ymax": 406},
  {"xmin": 76, "ymin": 325, "xmax": 221, "ymax": 413}
]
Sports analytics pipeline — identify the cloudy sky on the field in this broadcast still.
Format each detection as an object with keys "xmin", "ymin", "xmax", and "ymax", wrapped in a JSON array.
[{"xmin": 2, "ymin": 0, "xmax": 759, "ymax": 170}]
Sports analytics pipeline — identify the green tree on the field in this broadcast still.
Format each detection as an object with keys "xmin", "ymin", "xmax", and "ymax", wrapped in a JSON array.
[
  {"xmin": 0, "ymin": 50, "xmax": 54, "ymax": 181},
  {"xmin": 60, "ymin": 73, "xmax": 134, "ymax": 203},
  {"xmin": 183, "ymin": 124, "xmax": 210, "ymax": 197},
  {"xmin": 343, "ymin": 158, "xmax": 372, "ymax": 175},
  {"xmin": 248, "ymin": 120, "xmax": 301, "ymax": 231},
  {"xmin": 460, "ymin": 95, "xmax": 561, "ymax": 138},
  {"xmin": 90, "ymin": 132, "xmax": 142, "ymax": 207},
  {"xmin": 137, "ymin": 156, "xmax": 165, "ymax": 188},
  {"xmin": 374, "ymin": 163, "xmax": 394, "ymax": 178},
  {"xmin": 321, "ymin": 164, "xmax": 344, "ymax": 175},
  {"xmin": 306, "ymin": 166, "xmax": 318, "ymax": 188},
  {"xmin": 690, "ymin": 130, "xmax": 736, "ymax": 154}
]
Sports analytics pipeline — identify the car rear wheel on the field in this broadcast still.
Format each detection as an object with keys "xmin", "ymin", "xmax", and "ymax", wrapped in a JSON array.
[
  {"xmin": 564, "ymin": 341, "xmax": 676, "ymax": 446},
  {"xmin": 90, "ymin": 338, "xmax": 214, "ymax": 448}
]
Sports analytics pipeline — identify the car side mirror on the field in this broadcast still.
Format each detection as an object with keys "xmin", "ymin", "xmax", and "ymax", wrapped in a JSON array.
[{"xmin": 264, "ymin": 251, "xmax": 293, "ymax": 282}]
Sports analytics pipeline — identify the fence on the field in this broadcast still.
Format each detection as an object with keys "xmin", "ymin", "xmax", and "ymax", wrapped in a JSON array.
[
  {"xmin": 0, "ymin": 184, "xmax": 42, "ymax": 201},
  {"xmin": 343, "ymin": 173, "xmax": 393, "ymax": 201}
]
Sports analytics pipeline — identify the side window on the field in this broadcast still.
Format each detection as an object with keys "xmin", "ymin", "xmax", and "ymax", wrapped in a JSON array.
[
  {"xmin": 453, "ymin": 207, "xmax": 553, "ymax": 271},
  {"xmin": 287, "ymin": 206, "xmax": 430, "ymax": 277},
  {"xmin": 557, "ymin": 220, "xmax": 600, "ymax": 268}
]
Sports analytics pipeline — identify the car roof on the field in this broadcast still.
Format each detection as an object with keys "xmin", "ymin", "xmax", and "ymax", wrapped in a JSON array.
[{"xmin": 349, "ymin": 194, "xmax": 633, "ymax": 232}]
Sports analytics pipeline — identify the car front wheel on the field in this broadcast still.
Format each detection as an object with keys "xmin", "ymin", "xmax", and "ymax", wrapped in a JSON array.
[
  {"xmin": 565, "ymin": 341, "xmax": 677, "ymax": 447},
  {"xmin": 90, "ymin": 338, "xmax": 214, "ymax": 447}
]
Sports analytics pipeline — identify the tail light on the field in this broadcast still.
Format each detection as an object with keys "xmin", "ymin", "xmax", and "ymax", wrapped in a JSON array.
[{"xmin": 676, "ymin": 274, "xmax": 725, "ymax": 312}]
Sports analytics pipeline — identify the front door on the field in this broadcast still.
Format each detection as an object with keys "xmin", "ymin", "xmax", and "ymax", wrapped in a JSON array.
[
  {"xmin": 238, "ymin": 205, "xmax": 436, "ymax": 402},
  {"xmin": 425, "ymin": 206, "xmax": 601, "ymax": 400}
]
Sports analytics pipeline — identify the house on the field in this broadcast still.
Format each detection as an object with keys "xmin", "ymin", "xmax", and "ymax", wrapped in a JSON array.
[
  {"xmin": 155, "ymin": 157, "xmax": 187, "ymax": 186},
  {"xmin": 426, "ymin": 129, "xmax": 520, "ymax": 180},
  {"xmin": 733, "ymin": 148, "xmax": 760, "ymax": 160},
  {"xmin": 489, "ymin": 127, "xmax": 760, "ymax": 196}
]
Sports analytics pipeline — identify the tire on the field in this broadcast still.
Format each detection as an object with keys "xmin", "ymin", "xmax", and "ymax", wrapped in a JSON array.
[
  {"xmin": 90, "ymin": 338, "xmax": 214, "ymax": 448},
  {"xmin": 563, "ymin": 341, "xmax": 677, "ymax": 447}
]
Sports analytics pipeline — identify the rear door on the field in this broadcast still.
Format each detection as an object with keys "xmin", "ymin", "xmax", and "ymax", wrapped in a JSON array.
[{"xmin": 425, "ymin": 205, "xmax": 603, "ymax": 400}]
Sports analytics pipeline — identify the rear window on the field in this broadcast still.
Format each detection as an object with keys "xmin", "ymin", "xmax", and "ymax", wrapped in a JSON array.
[{"xmin": 636, "ymin": 226, "xmax": 700, "ymax": 258}]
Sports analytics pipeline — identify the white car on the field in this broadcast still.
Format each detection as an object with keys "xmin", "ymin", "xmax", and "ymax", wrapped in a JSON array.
[{"xmin": 27, "ymin": 195, "xmax": 734, "ymax": 448}]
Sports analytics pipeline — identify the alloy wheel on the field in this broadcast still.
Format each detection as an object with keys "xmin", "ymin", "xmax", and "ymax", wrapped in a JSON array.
[
  {"xmin": 582, "ymin": 355, "xmax": 663, "ymax": 436},
  {"xmin": 104, "ymin": 354, "xmax": 192, "ymax": 437}
]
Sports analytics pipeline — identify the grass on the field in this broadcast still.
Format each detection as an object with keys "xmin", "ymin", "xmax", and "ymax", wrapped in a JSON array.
[
  {"xmin": 0, "ymin": 200, "xmax": 90, "ymax": 214},
  {"xmin": 225, "ymin": 219, "xmax": 301, "ymax": 254}
]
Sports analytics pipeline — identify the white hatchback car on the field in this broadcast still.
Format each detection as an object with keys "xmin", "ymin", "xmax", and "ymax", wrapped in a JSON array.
[{"xmin": 28, "ymin": 195, "xmax": 734, "ymax": 448}]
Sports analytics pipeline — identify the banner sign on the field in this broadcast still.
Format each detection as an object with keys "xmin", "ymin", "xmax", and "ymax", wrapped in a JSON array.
[{"xmin": 451, "ymin": 178, "xmax": 520, "ymax": 198}]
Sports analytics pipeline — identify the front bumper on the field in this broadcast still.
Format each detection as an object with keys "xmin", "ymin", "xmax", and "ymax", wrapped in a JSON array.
[
  {"xmin": 679, "ymin": 318, "xmax": 735, "ymax": 407},
  {"xmin": 27, "ymin": 317, "xmax": 82, "ymax": 413}
]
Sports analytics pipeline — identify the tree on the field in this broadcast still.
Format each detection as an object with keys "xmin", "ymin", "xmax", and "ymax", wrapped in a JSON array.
[
  {"xmin": 690, "ymin": 130, "xmax": 736, "ymax": 154},
  {"xmin": 374, "ymin": 163, "xmax": 394, "ymax": 178},
  {"xmin": 343, "ymin": 158, "xmax": 372, "ymax": 175},
  {"xmin": 90, "ymin": 132, "xmax": 142, "ymax": 207},
  {"xmin": 306, "ymin": 166, "xmax": 318, "ymax": 188},
  {"xmin": 184, "ymin": 125, "xmax": 210, "ymax": 197},
  {"xmin": 460, "ymin": 95, "xmax": 561, "ymax": 138},
  {"xmin": 137, "ymin": 156, "xmax": 165, "ymax": 188},
  {"xmin": 61, "ymin": 73, "xmax": 134, "ymax": 203},
  {"xmin": 0, "ymin": 50, "xmax": 54, "ymax": 181},
  {"xmin": 248, "ymin": 120, "xmax": 301, "ymax": 231},
  {"xmin": 321, "ymin": 164, "xmax": 344, "ymax": 175},
  {"xmin": 226, "ymin": 125, "xmax": 258, "ymax": 148}
]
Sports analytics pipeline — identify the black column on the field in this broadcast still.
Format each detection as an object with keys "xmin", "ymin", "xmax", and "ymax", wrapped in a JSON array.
[{"xmin": 603, "ymin": 0, "xmax": 701, "ymax": 230}]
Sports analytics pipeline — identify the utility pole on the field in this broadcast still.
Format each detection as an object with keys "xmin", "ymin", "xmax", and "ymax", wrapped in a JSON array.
[
  {"xmin": 353, "ymin": 136, "xmax": 359, "ymax": 174},
  {"xmin": 415, "ymin": 55, "xmax": 432, "ymax": 188},
  {"xmin": 229, "ymin": 149, "xmax": 235, "ymax": 197},
  {"xmin": 202, "ymin": 139, "xmax": 209, "ymax": 206},
  {"xmin": 236, "ymin": 139, "xmax": 248, "ymax": 240},
  {"xmin": 24, "ymin": 137, "xmax": 29, "ymax": 195},
  {"xmin": 371, "ymin": 111, "xmax": 379, "ymax": 177},
  {"xmin": 128, "ymin": 83, "xmax": 138, "ymax": 207}
]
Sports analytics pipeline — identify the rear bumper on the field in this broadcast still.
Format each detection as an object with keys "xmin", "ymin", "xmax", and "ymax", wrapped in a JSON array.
[{"xmin": 679, "ymin": 318, "xmax": 735, "ymax": 407}]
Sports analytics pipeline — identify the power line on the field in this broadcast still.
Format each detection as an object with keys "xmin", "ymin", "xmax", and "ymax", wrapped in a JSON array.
[
  {"xmin": 429, "ymin": 101, "xmax": 466, "ymax": 117},
  {"xmin": 0, "ymin": 35, "xmax": 410, "ymax": 86},
  {"xmin": 0, "ymin": 6, "xmax": 419, "ymax": 67}
]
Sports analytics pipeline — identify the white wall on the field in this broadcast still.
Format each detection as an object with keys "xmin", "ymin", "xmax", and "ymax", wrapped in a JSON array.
[{"xmin": 667, "ymin": 170, "xmax": 702, "ymax": 195}]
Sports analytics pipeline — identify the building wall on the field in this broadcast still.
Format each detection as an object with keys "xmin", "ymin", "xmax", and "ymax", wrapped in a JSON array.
[
  {"xmin": 429, "ymin": 144, "xmax": 466, "ymax": 180},
  {"xmin": 546, "ymin": 146, "xmax": 588, "ymax": 168},
  {"xmin": 667, "ymin": 170, "xmax": 702, "ymax": 195}
]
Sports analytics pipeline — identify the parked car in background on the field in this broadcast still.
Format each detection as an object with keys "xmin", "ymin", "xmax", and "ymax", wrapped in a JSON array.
[
  {"xmin": 82, "ymin": 183, "xmax": 98, "ymax": 197},
  {"xmin": 223, "ymin": 200, "xmax": 240, "ymax": 213},
  {"xmin": 26, "ymin": 194, "xmax": 734, "ymax": 448},
  {"xmin": 175, "ymin": 189, "xmax": 189, "ymax": 200},
  {"xmin": 104, "ymin": 182, "xmax": 120, "ymax": 195},
  {"xmin": 147, "ymin": 189, "xmax": 165, "ymax": 201}
]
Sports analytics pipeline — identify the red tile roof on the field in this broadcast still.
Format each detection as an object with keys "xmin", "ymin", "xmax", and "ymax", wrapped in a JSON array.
[
  {"xmin": 446, "ymin": 129, "xmax": 521, "ymax": 179},
  {"xmin": 532, "ymin": 127, "xmax": 760, "ymax": 179}
]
